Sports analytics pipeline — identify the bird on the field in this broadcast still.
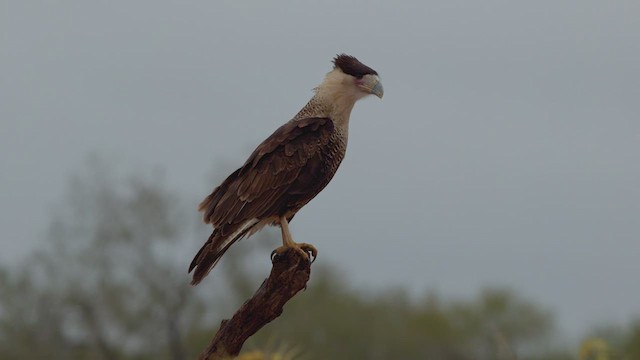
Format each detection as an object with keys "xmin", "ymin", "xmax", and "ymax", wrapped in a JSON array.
[{"xmin": 189, "ymin": 54, "xmax": 383, "ymax": 285}]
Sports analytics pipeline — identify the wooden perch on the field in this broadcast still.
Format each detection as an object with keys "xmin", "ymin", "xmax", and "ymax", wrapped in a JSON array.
[{"xmin": 198, "ymin": 248, "xmax": 312, "ymax": 360}]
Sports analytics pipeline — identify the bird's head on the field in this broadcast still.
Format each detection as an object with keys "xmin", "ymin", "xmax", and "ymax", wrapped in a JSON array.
[
  {"xmin": 315, "ymin": 54, "xmax": 383, "ymax": 103},
  {"xmin": 332, "ymin": 54, "xmax": 383, "ymax": 99}
]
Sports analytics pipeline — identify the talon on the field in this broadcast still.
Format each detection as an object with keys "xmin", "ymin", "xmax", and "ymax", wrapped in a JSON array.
[
  {"xmin": 270, "ymin": 243, "xmax": 317, "ymax": 263},
  {"xmin": 297, "ymin": 243, "xmax": 318, "ymax": 263},
  {"xmin": 270, "ymin": 246, "xmax": 289, "ymax": 262}
]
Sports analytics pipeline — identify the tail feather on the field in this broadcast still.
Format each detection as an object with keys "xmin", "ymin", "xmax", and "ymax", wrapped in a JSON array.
[
  {"xmin": 188, "ymin": 220, "xmax": 258, "ymax": 285},
  {"xmin": 189, "ymin": 245, "xmax": 231, "ymax": 286},
  {"xmin": 188, "ymin": 231, "xmax": 215, "ymax": 273}
]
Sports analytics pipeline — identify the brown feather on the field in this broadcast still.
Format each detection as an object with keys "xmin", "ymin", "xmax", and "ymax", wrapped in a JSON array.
[
  {"xmin": 190, "ymin": 117, "xmax": 345, "ymax": 282},
  {"xmin": 333, "ymin": 54, "xmax": 378, "ymax": 78},
  {"xmin": 190, "ymin": 54, "xmax": 382, "ymax": 284},
  {"xmin": 189, "ymin": 221, "xmax": 256, "ymax": 285}
]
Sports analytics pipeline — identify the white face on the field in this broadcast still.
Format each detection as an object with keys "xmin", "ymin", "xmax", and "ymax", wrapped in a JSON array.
[
  {"xmin": 318, "ymin": 69, "xmax": 383, "ymax": 102},
  {"xmin": 310, "ymin": 69, "xmax": 382, "ymax": 127},
  {"xmin": 355, "ymin": 74, "xmax": 383, "ymax": 99}
]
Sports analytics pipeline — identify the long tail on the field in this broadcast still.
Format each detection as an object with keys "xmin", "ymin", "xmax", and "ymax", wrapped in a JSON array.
[{"xmin": 188, "ymin": 221, "xmax": 258, "ymax": 285}]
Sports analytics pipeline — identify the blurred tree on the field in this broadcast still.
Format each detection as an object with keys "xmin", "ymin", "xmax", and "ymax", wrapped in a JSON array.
[
  {"xmin": 246, "ymin": 269, "xmax": 563, "ymax": 360},
  {"xmin": 622, "ymin": 320, "xmax": 640, "ymax": 359},
  {"xmin": 0, "ymin": 160, "xmax": 210, "ymax": 360},
  {"xmin": 0, "ymin": 158, "xmax": 619, "ymax": 360},
  {"xmin": 587, "ymin": 319, "xmax": 640, "ymax": 360},
  {"xmin": 579, "ymin": 337, "xmax": 610, "ymax": 360},
  {"xmin": 447, "ymin": 288, "xmax": 553, "ymax": 358}
]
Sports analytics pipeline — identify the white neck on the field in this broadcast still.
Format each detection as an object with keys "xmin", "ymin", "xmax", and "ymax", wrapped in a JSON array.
[{"xmin": 292, "ymin": 69, "xmax": 366, "ymax": 132}]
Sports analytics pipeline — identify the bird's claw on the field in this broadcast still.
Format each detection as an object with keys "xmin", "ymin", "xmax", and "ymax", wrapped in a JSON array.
[
  {"xmin": 297, "ymin": 242, "xmax": 317, "ymax": 263},
  {"xmin": 270, "ymin": 247, "xmax": 282, "ymax": 262},
  {"xmin": 270, "ymin": 243, "xmax": 318, "ymax": 263}
]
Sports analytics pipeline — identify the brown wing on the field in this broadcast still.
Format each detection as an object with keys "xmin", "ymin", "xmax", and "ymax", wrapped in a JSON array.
[{"xmin": 198, "ymin": 117, "xmax": 335, "ymax": 230}]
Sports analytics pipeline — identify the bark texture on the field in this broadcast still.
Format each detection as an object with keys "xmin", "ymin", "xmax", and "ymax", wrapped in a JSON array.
[{"xmin": 197, "ymin": 248, "xmax": 311, "ymax": 360}]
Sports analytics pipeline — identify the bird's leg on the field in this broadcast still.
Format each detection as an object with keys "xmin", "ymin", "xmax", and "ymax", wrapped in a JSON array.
[
  {"xmin": 279, "ymin": 216, "xmax": 296, "ymax": 248},
  {"xmin": 271, "ymin": 216, "xmax": 317, "ymax": 263}
]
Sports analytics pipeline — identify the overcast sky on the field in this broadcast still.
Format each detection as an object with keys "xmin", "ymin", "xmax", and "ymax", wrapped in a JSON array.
[{"xmin": 2, "ymin": 1, "xmax": 639, "ymax": 340}]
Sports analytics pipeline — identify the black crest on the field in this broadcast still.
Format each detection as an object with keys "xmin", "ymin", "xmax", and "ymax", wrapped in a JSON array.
[{"xmin": 333, "ymin": 54, "xmax": 378, "ymax": 78}]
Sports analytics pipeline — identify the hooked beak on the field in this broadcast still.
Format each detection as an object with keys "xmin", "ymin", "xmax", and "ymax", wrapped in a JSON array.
[{"xmin": 360, "ymin": 74, "xmax": 384, "ymax": 99}]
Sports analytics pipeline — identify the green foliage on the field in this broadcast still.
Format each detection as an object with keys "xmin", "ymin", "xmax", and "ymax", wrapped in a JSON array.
[
  {"xmin": 247, "ymin": 268, "xmax": 558, "ymax": 360},
  {"xmin": 624, "ymin": 321, "xmax": 640, "ymax": 359},
  {"xmin": 583, "ymin": 320, "xmax": 640, "ymax": 360},
  {"xmin": 0, "ymin": 161, "xmax": 637, "ymax": 359},
  {"xmin": 579, "ymin": 338, "xmax": 611, "ymax": 360},
  {"xmin": 0, "ymin": 162, "xmax": 208, "ymax": 360}
]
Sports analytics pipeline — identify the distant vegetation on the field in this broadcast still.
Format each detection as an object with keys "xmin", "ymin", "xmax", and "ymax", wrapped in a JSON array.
[{"xmin": 1, "ymin": 162, "xmax": 638, "ymax": 359}]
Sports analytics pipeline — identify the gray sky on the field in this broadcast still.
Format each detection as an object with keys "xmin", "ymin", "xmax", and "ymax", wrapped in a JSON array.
[{"xmin": 2, "ymin": 1, "xmax": 639, "ymax": 340}]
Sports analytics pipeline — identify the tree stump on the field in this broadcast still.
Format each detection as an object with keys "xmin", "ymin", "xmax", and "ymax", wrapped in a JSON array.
[{"xmin": 198, "ymin": 248, "xmax": 312, "ymax": 360}]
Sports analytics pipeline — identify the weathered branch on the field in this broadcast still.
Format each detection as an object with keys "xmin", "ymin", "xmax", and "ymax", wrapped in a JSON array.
[{"xmin": 198, "ymin": 248, "xmax": 312, "ymax": 360}]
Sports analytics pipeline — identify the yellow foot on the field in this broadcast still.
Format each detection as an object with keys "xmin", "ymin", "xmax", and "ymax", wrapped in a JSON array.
[{"xmin": 270, "ymin": 243, "xmax": 318, "ymax": 263}]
